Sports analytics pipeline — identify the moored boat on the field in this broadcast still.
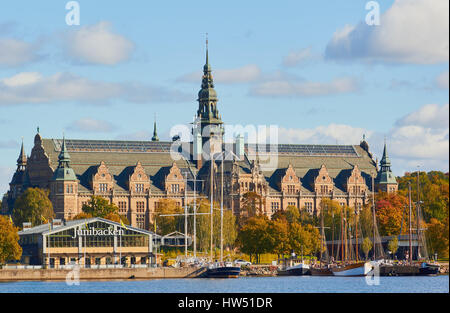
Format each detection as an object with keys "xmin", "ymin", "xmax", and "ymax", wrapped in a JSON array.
[
  {"xmin": 206, "ymin": 262, "xmax": 241, "ymax": 278},
  {"xmin": 331, "ymin": 262, "xmax": 374, "ymax": 277},
  {"xmin": 285, "ymin": 262, "xmax": 310, "ymax": 276},
  {"xmin": 419, "ymin": 262, "xmax": 440, "ymax": 275},
  {"xmin": 310, "ymin": 266, "xmax": 333, "ymax": 276}
]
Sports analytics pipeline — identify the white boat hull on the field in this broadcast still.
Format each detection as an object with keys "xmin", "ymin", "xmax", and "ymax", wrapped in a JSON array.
[{"xmin": 332, "ymin": 262, "xmax": 374, "ymax": 277}]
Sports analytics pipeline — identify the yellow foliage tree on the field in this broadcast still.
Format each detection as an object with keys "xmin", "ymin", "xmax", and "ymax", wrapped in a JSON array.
[{"xmin": 0, "ymin": 215, "xmax": 22, "ymax": 265}]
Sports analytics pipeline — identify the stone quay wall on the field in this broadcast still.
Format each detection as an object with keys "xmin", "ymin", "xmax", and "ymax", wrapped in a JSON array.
[{"xmin": 0, "ymin": 266, "xmax": 206, "ymax": 281}]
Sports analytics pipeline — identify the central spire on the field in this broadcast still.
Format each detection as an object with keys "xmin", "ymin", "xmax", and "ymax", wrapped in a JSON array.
[{"xmin": 197, "ymin": 35, "xmax": 221, "ymax": 124}]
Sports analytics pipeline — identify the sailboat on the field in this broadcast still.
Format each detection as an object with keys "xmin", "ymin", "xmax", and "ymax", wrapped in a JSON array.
[
  {"xmin": 331, "ymin": 179, "xmax": 376, "ymax": 277},
  {"xmin": 205, "ymin": 154, "xmax": 241, "ymax": 278},
  {"xmin": 310, "ymin": 205, "xmax": 333, "ymax": 276}
]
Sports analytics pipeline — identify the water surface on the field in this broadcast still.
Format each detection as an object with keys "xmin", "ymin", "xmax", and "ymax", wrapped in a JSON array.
[{"xmin": 0, "ymin": 275, "xmax": 448, "ymax": 293}]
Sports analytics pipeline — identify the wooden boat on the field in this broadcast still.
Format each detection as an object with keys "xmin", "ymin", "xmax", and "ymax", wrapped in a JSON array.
[
  {"xmin": 310, "ymin": 266, "xmax": 333, "ymax": 276},
  {"xmin": 331, "ymin": 262, "xmax": 374, "ymax": 277}
]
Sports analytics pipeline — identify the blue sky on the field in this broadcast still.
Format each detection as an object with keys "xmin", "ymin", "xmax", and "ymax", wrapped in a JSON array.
[{"xmin": 0, "ymin": 0, "xmax": 448, "ymax": 195}]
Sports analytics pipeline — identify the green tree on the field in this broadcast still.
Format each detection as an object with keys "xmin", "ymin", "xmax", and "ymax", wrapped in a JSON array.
[
  {"xmin": 288, "ymin": 222, "xmax": 321, "ymax": 256},
  {"xmin": 0, "ymin": 215, "xmax": 22, "ymax": 265},
  {"xmin": 362, "ymin": 237, "xmax": 373, "ymax": 260},
  {"xmin": 387, "ymin": 237, "xmax": 399, "ymax": 259},
  {"xmin": 82, "ymin": 195, "xmax": 119, "ymax": 218},
  {"xmin": 12, "ymin": 187, "xmax": 54, "ymax": 227}
]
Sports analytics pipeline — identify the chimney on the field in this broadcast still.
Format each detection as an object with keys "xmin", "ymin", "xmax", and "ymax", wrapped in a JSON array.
[
  {"xmin": 22, "ymin": 222, "xmax": 32, "ymax": 230},
  {"xmin": 235, "ymin": 134, "xmax": 244, "ymax": 160},
  {"xmin": 193, "ymin": 129, "xmax": 203, "ymax": 169}
]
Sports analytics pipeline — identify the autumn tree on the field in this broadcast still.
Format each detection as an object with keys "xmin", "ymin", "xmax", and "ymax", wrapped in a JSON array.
[
  {"xmin": 375, "ymin": 192, "xmax": 407, "ymax": 236},
  {"xmin": 237, "ymin": 215, "xmax": 272, "ymax": 264},
  {"xmin": 12, "ymin": 187, "xmax": 54, "ymax": 227},
  {"xmin": 238, "ymin": 192, "xmax": 265, "ymax": 226},
  {"xmin": 268, "ymin": 218, "xmax": 290, "ymax": 258},
  {"xmin": 0, "ymin": 215, "xmax": 22, "ymax": 265},
  {"xmin": 387, "ymin": 237, "xmax": 399, "ymax": 259},
  {"xmin": 426, "ymin": 218, "xmax": 449, "ymax": 258},
  {"xmin": 153, "ymin": 199, "xmax": 183, "ymax": 235},
  {"xmin": 289, "ymin": 222, "xmax": 321, "ymax": 256}
]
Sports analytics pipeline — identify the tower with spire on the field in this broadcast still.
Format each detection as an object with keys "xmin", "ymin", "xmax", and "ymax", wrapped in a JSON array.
[
  {"xmin": 375, "ymin": 139, "xmax": 398, "ymax": 193},
  {"xmin": 49, "ymin": 136, "xmax": 78, "ymax": 220},
  {"xmin": 3, "ymin": 140, "xmax": 29, "ymax": 213},
  {"xmin": 195, "ymin": 35, "xmax": 224, "ymax": 156}
]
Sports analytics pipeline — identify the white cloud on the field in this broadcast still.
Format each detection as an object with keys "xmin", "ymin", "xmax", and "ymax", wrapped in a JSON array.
[
  {"xmin": 396, "ymin": 103, "xmax": 449, "ymax": 129},
  {"xmin": 250, "ymin": 77, "xmax": 359, "ymax": 97},
  {"xmin": 389, "ymin": 125, "xmax": 448, "ymax": 160},
  {"xmin": 436, "ymin": 71, "xmax": 449, "ymax": 89},
  {"xmin": 0, "ymin": 71, "xmax": 190, "ymax": 106},
  {"xmin": 257, "ymin": 103, "xmax": 449, "ymax": 174},
  {"xmin": 178, "ymin": 64, "xmax": 261, "ymax": 84},
  {"xmin": 0, "ymin": 38, "xmax": 40, "ymax": 67},
  {"xmin": 282, "ymin": 47, "xmax": 317, "ymax": 67},
  {"xmin": 1, "ymin": 72, "xmax": 42, "ymax": 87},
  {"xmin": 325, "ymin": 0, "xmax": 449, "ymax": 64},
  {"xmin": 67, "ymin": 118, "xmax": 117, "ymax": 133},
  {"xmin": 387, "ymin": 103, "xmax": 449, "ymax": 172},
  {"xmin": 64, "ymin": 21, "xmax": 135, "ymax": 65}
]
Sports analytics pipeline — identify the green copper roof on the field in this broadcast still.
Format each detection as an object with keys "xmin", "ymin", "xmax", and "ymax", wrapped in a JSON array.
[
  {"xmin": 377, "ymin": 141, "xmax": 397, "ymax": 185},
  {"xmin": 197, "ymin": 40, "xmax": 222, "ymax": 125},
  {"xmin": 17, "ymin": 139, "xmax": 27, "ymax": 167},
  {"xmin": 152, "ymin": 119, "xmax": 159, "ymax": 142},
  {"xmin": 52, "ymin": 137, "xmax": 77, "ymax": 181}
]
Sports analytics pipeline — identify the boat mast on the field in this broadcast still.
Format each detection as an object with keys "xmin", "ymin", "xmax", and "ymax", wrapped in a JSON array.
[
  {"xmin": 408, "ymin": 182, "xmax": 413, "ymax": 265},
  {"xmin": 372, "ymin": 175, "xmax": 376, "ymax": 260},
  {"xmin": 193, "ymin": 170, "xmax": 197, "ymax": 259},
  {"xmin": 220, "ymin": 154, "xmax": 224, "ymax": 263},
  {"xmin": 210, "ymin": 153, "xmax": 214, "ymax": 262},
  {"xmin": 320, "ymin": 207, "xmax": 324, "ymax": 264},
  {"xmin": 341, "ymin": 208, "xmax": 344, "ymax": 264},
  {"xmin": 355, "ymin": 176, "xmax": 359, "ymax": 262},
  {"xmin": 184, "ymin": 173, "xmax": 188, "ymax": 259},
  {"xmin": 416, "ymin": 167, "xmax": 421, "ymax": 260},
  {"xmin": 331, "ymin": 211, "xmax": 335, "ymax": 262}
]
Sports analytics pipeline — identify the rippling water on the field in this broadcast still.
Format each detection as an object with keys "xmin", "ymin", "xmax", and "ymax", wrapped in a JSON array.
[{"xmin": 0, "ymin": 275, "xmax": 448, "ymax": 293}]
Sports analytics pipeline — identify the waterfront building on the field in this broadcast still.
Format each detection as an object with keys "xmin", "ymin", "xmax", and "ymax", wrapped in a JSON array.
[
  {"xmin": 18, "ymin": 217, "xmax": 160, "ymax": 268},
  {"xmin": 2, "ymin": 46, "xmax": 397, "ymax": 229}
]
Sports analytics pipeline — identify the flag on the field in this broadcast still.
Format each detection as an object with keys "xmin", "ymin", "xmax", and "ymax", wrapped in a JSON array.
[
  {"xmin": 41, "ymin": 215, "xmax": 47, "ymax": 224},
  {"xmin": 120, "ymin": 219, "xmax": 128, "ymax": 230},
  {"xmin": 9, "ymin": 215, "xmax": 13, "ymax": 223}
]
